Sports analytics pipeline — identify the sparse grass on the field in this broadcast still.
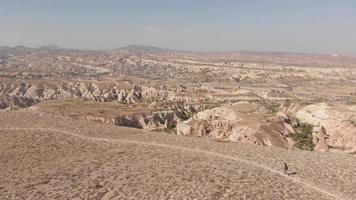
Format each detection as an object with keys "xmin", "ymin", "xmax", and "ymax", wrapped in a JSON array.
[
  {"xmin": 163, "ymin": 121, "xmax": 177, "ymax": 133},
  {"xmin": 6, "ymin": 106, "xmax": 17, "ymax": 112},
  {"xmin": 167, "ymin": 121, "xmax": 177, "ymax": 130},
  {"xmin": 264, "ymin": 101, "xmax": 281, "ymax": 114},
  {"xmin": 299, "ymin": 101, "xmax": 314, "ymax": 106},
  {"xmin": 346, "ymin": 100, "xmax": 356, "ymax": 105},
  {"xmin": 290, "ymin": 123, "xmax": 315, "ymax": 151}
]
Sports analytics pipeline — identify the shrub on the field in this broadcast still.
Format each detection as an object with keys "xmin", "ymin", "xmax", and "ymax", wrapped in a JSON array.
[
  {"xmin": 8, "ymin": 106, "xmax": 17, "ymax": 111},
  {"xmin": 167, "ymin": 121, "xmax": 177, "ymax": 130},
  {"xmin": 290, "ymin": 123, "xmax": 315, "ymax": 151},
  {"xmin": 163, "ymin": 121, "xmax": 177, "ymax": 133},
  {"xmin": 265, "ymin": 102, "xmax": 281, "ymax": 113}
]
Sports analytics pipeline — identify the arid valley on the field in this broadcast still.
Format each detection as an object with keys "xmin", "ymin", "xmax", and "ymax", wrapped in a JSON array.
[{"xmin": 1, "ymin": 45, "xmax": 356, "ymax": 199}]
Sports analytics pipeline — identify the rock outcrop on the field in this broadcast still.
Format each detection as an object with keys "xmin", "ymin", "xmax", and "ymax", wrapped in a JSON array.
[
  {"xmin": 0, "ymin": 82, "xmax": 169, "ymax": 109},
  {"xmin": 116, "ymin": 103, "xmax": 199, "ymax": 131},
  {"xmin": 177, "ymin": 102, "xmax": 298, "ymax": 148},
  {"xmin": 296, "ymin": 103, "xmax": 356, "ymax": 153}
]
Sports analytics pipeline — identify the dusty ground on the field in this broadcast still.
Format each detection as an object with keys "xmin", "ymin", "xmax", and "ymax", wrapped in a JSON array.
[
  {"xmin": 0, "ymin": 110, "xmax": 355, "ymax": 200},
  {"xmin": 32, "ymin": 100, "xmax": 163, "ymax": 121}
]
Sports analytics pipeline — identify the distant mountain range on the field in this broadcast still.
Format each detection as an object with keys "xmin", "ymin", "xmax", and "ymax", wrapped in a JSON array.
[
  {"xmin": 112, "ymin": 45, "xmax": 193, "ymax": 54},
  {"xmin": 0, "ymin": 44, "xmax": 354, "ymax": 62},
  {"xmin": 113, "ymin": 45, "xmax": 166, "ymax": 53},
  {"xmin": 37, "ymin": 44, "xmax": 60, "ymax": 50}
]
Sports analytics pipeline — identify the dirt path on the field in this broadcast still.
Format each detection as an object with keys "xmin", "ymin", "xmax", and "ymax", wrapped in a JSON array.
[{"xmin": 0, "ymin": 127, "xmax": 348, "ymax": 200}]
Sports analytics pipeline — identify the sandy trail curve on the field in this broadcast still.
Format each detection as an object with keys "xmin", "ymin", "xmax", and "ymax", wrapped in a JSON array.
[{"xmin": 0, "ymin": 127, "xmax": 348, "ymax": 200}]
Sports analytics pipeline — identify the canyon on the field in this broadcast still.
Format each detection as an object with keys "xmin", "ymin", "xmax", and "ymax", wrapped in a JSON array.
[{"xmin": 1, "ymin": 45, "xmax": 356, "ymax": 154}]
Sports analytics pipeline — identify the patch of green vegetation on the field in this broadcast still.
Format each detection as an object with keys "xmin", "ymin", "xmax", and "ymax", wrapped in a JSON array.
[
  {"xmin": 299, "ymin": 101, "xmax": 314, "ymax": 106},
  {"xmin": 290, "ymin": 123, "xmax": 315, "ymax": 151},
  {"xmin": 264, "ymin": 102, "xmax": 281, "ymax": 113},
  {"xmin": 163, "ymin": 121, "xmax": 177, "ymax": 133},
  {"xmin": 346, "ymin": 100, "xmax": 356, "ymax": 105},
  {"xmin": 167, "ymin": 121, "xmax": 177, "ymax": 130},
  {"xmin": 5, "ymin": 106, "xmax": 17, "ymax": 112}
]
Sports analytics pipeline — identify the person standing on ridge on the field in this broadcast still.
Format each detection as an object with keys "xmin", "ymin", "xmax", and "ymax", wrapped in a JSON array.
[{"xmin": 284, "ymin": 162, "xmax": 289, "ymax": 175}]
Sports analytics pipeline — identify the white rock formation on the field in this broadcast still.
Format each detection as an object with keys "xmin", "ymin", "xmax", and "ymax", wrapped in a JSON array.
[
  {"xmin": 0, "ymin": 82, "xmax": 170, "ymax": 109},
  {"xmin": 296, "ymin": 103, "xmax": 356, "ymax": 153},
  {"xmin": 177, "ymin": 104, "xmax": 297, "ymax": 148}
]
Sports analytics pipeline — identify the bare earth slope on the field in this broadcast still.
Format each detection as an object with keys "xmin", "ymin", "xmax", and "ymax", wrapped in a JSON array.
[{"xmin": 0, "ymin": 110, "xmax": 355, "ymax": 200}]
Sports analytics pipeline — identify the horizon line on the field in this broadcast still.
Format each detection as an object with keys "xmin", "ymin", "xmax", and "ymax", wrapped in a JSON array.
[{"xmin": 0, "ymin": 43, "xmax": 353, "ymax": 57}]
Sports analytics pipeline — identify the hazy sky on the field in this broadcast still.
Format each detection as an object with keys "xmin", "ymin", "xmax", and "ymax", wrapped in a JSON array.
[{"xmin": 1, "ymin": 0, "xmax": 356, "ymax": 54}]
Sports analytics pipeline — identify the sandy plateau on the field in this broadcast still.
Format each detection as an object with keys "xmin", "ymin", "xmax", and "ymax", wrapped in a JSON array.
[{"xmin": 1, "ymin": 111, "xmax": 355, "ymax": 200}]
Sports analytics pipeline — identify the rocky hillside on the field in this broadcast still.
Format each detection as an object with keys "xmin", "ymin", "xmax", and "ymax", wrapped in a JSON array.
[
  {"xmin": 296, "ymin": 103, "xmax": 356, "ymax": 153},
  {"xmin": 177, "ymin": 102, "xmax": 297, "ymax": 148},
  {"xmin": 0, "ymin": 81, "xmax": 169, "ymax": 109},
  {"xmin": 1, "ymin": 110, "xmax": 355, "ymax": 200},
  {"xmin": 177, "ymin": 102, "xmax": 356, "ymax": 154}
]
